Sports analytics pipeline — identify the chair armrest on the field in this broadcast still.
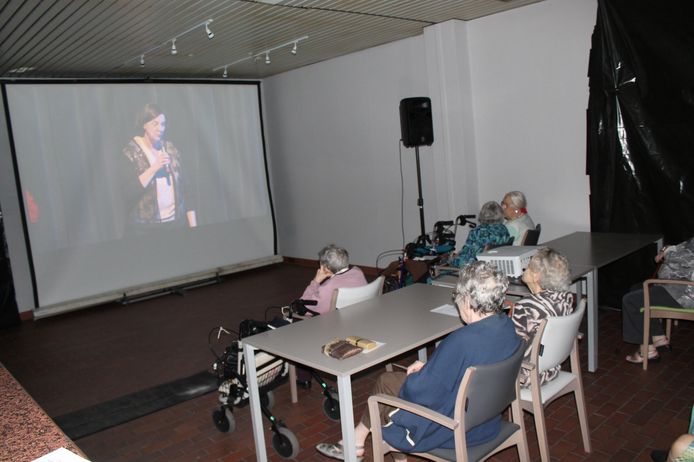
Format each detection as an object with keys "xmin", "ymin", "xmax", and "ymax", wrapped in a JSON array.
[
  {"xmin": 368, "ymin": 393, "xmax": 457, "ymax": 430},
  {"xmin": 644, "ymin": 278, "xmax": 694, "ymax": 290}
]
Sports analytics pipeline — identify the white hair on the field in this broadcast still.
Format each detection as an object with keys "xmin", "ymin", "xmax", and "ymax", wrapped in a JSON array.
[
  {"xmin": 456, "ymin": 261, "xmax": 509, "ymax": 314},
  {"xmin": 318, "ymin": 244, "xmax": 350, "ymax": 273}
]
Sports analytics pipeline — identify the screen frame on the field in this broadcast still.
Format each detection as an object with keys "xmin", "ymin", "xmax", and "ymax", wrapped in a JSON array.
[{"xmin": 1, "ymin": 78, "xmax": 277, "ymax": 311}]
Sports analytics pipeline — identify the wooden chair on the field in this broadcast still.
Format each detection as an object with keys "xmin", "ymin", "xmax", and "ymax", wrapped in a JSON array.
[
  {"xmin": 329, "ymin": 275, "xmax": 384, "ymax": 310},
  {"xmin": 519, "ymin": 299, "xmax": 590, "ymax": 462},
  {"xmin": 641, "ymin": 278, "xmax": 694, "ymax": 370},
  {"xmin": 521, "ymin": 223, "xmax": 541, "ymax": 245},
  {"xmin": 368, "ymin": 342, "xmax": 529, "ymax": 462}
]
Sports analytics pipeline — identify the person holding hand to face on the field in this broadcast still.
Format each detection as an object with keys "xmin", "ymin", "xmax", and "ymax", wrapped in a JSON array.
[{"xmin": 300, "ymin": 244, "xmax": 367, "ymax": 315}]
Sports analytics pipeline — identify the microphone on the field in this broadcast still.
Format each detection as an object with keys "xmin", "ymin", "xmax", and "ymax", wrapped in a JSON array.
[{"xmin": 155, "ymin": 138, "xmax": 172, "ymax": 185}]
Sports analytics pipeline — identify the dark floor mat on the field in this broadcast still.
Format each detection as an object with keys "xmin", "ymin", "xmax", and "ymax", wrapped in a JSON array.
[{"xmin": 55, "ymin": 371, "xmax": 217, "ymax": 440}]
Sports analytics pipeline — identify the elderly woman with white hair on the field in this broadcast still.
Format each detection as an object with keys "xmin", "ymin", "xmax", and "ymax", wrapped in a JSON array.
[
  {"xmin": 501, "ymin": 191, "xmax": 535, "ymax": 245},
  {"xmin": 451, "ymin": 201, "xmax": 511, "ymax": 267},
  {"xmin": 300, "ymin": 244, "xmax": 367, "ymax": 315},
  {"xmin": 316, "ymin": 261, "xmax": 521, "ymax": 461},
  {"xmin": 512, "ymin": 247, "xmax": 575, "ymax": 386}
]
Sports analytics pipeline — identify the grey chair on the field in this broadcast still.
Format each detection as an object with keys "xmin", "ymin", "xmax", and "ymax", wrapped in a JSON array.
[{"xmin": 368, "ymin": 341, "xmax": 529, "ymax": 462}]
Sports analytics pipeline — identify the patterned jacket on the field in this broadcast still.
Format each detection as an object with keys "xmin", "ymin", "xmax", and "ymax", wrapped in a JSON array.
[
  {"xmin": 121, "ymin": 139, "xmax": 190, "ymax": 226},
  {"xmin": 512, "ymin": 290, "xmax": 575, "ymax": 386},
  {"xmin": 451, "ymin": 223, "xmax": 511, "ymax": 267},
  {"xmin": 658, "ymin": 236, "xmax": 694, "ymax": 308}
]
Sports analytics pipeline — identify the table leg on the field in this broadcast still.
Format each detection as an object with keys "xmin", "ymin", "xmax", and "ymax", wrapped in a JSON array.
[
  {"xmin": 418, "ymin": 347, "xmax": 428, "ymax": 363},
  {"xmin": 289, "ymin": 364, "xmax": 298, "ymax": 403},
  {"xmin": 243, "ymin": 342, "xmax": 267, "ymax": 462},
  {"xmin": 586, "ymin": 269, "xmax": 598, "ymax": 372},
  {"xmin": 336, "ymin": 374, "xmax": 358, "ymax": 462}
]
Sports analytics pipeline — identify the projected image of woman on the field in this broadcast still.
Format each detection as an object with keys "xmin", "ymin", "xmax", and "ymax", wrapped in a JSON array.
[{"xmin": 121, "ymin": 103, "xmax": 196, "ymax": 234}]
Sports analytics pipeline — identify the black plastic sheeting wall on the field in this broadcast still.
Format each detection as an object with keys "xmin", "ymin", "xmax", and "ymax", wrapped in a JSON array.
[{"xmin": 587, "ymin": 0, "xmax": 694, "ymax": 245}]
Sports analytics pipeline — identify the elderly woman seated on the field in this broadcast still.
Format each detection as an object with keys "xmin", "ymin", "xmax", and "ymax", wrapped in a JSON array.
[
  {"xmin": 316, "ymin": 261, "xmax": 521, "ymax": 461},
  {"xmin": 300, "ymin": 244, "xmax": 367, "ymax": 315},
  {"xmin": 512, "ymin": 247, "xmax": 574, "ymax": 386},
  {"xmin": 501, "ymin": 191, "xmax": 535, "ymax": 245},
  {"xmin": 450, "ymin": 201, "xmax": 511, "ymax": 267}
]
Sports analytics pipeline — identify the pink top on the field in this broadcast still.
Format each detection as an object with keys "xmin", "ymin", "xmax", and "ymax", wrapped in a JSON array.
[{"xmin": 300, "ymin": 266, "xmax": 367, "ymax": 314}]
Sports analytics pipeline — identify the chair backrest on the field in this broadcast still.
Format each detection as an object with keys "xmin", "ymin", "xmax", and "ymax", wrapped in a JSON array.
[
  {"xmin": 521, "ymin": 223, "xmax": 541, "ymax": 246},
  {"xmin": 455, "ymin": 340, "xmax": 527, "ymax": 430},
  {"xmin": 330, "ymin": 276, "xmax": 385, "ymax": 310},
  {"xmin": 532, "ymin": 298, "xmax": 586, "ymax": 372}
]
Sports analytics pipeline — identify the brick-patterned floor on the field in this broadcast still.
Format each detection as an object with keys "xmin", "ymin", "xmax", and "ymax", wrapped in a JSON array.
[
  {"xmin": 77, "ymin": 309, "xmax": 694, "ymax": 462},
  {"xmin": 2, "ymin": 263, "xmax": 693, "ymax": 461}
]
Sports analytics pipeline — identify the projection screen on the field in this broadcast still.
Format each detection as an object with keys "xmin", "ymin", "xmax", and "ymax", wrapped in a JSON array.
[{"xmin": 3, "ymin": 81, "xmax": 276, "ymax": 310}]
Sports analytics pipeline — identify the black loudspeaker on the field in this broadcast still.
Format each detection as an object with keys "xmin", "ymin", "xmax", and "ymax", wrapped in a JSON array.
[{"xmin": 399, "ymin": 97, "xmax": 434, "ymax": 148}]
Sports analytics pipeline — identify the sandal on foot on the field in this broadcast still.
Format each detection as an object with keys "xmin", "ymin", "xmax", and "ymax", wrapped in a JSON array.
[
  {"xmin": 652, "ymin": 337, "xmax": 671, "ymax": 351},
  {"xmin": 316, "ymin": 443, "xmax": 364, "ymax": 461},
  {"xmin": 625, "ymin": 350, "xmax": 659, "ymax": 364}
]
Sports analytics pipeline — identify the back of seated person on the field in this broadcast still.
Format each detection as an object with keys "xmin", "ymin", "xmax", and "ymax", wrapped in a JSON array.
[
  {"xmin": 501, "ymin": 190, "xmax": 535, "ymax": 245},
  {"xmin": 450, "ymin": 201, "xmax": 510, "ymax": 267},
  {"xmin": 511, "ymin": 247, "xmax": 574, "ymax": 386},
  {"xmin": 300, "ymin": 244, "xmax": 367, "ymax": 315}
]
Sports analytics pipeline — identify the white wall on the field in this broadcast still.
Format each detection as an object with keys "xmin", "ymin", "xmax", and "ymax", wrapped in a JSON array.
[
  {"xmin": 263, "ymin": 37, "xmax": 435, "ymax": 267},
  {"xmin": 264, "ymin": 0, "xmax": 597, "ymax": 266},
  {"xmin": 468, "ymin": 0, "xmax": 596, "ymax": 241}
]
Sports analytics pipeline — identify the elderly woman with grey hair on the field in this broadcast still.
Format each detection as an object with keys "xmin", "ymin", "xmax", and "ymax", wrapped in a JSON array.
[
  {"xmin": 450, "ymin": 201, "xmax": 511, "ymax": 267},
  {"xmin": 511, "ymin": 247, "xmax": 575, "ymax": 386},
  {"xmin": 316, "ymin": 261, "xmax": 521, "ymax": 460},
  {"xmin": 300, "ymin": 244, "xmax": 366, "ymax": 315},
  {"xmin": 501, "ymin": 191, "xmax": 535, "ymax": 245}
]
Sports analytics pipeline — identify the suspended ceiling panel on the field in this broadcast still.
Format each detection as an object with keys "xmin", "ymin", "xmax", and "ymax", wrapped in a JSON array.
[{"xmin": 0, "ymin": 0, "xmax": 545, "ymax": 80}]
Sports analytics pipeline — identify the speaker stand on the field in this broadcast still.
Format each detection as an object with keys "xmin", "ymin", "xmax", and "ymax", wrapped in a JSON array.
[{"xmin": 414, "ymin": 145, "xmax": 429, "ymax": 247}]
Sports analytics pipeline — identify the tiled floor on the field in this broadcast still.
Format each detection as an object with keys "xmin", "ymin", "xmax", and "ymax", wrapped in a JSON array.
[{"xmin": 1, "ymin": 263, "xmax": 693, "ymax": 461}]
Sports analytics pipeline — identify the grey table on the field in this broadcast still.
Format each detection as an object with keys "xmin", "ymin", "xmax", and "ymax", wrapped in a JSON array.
[
  {"xmin": 242, "ymin": 283, "xmax": 457, "ymax": 462},
  {"xmin": 541, "ymin": 232, "xmax": 663, "ymax": 371}
]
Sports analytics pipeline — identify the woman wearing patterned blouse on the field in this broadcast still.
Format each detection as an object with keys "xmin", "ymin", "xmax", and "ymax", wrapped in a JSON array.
[
  {"xmin": 512, "ymin": 247, "xmax": 575, "ymax": 386},
  {"xmin": 450, "ymin": 201, "xmax": 510, "ymax": 267},
  {"xmin": 121, "ymin": 103, "xmax": 197, "ymax": 235}
]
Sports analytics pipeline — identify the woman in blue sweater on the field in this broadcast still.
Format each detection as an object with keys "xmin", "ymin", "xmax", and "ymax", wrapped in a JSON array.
[
  {"xmin": 316, "ymin": 261, "xmax": 521, "ymax": 460},
  {"xmin": 450, "ymin": 201, "xmax": 510, "ymax": 267}
]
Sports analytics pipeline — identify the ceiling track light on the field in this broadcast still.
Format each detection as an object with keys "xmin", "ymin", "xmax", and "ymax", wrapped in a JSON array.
[
  {"xmin": 124, "ymin": 18, "xmax": 213, "ymax": 68},
  {"xmin": 213, "ymin": 35, "xmax": 308, "ymax": 74},
  {"xmin": 222, "ymin": 66, "xmax": 228, "ymax": 78}
]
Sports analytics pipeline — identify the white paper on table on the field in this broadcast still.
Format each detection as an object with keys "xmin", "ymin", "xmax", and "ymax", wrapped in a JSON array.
[
  {"xmin": 32, "ymin": 448, "xmax": 91, "ymax": 462},
  {"xmin": 430, "ymin": 303, "xmax": 459, "ymax": 317}
]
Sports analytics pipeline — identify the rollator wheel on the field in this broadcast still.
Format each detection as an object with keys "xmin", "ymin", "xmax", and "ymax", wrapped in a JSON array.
[
  {"xmin": 212, "ymin": 407, "xmax": 236, "ymax": 433},
  {"xmin": 322, "ymin": 391, "xmax": 340, "ymax": 421},
  {"xmin": 260, "ymin": 390, "xmax": 275, "ymax": 410},
  {"xmin": 272, "ymin": 426, "xmax": 300, "ymax": 459}
]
